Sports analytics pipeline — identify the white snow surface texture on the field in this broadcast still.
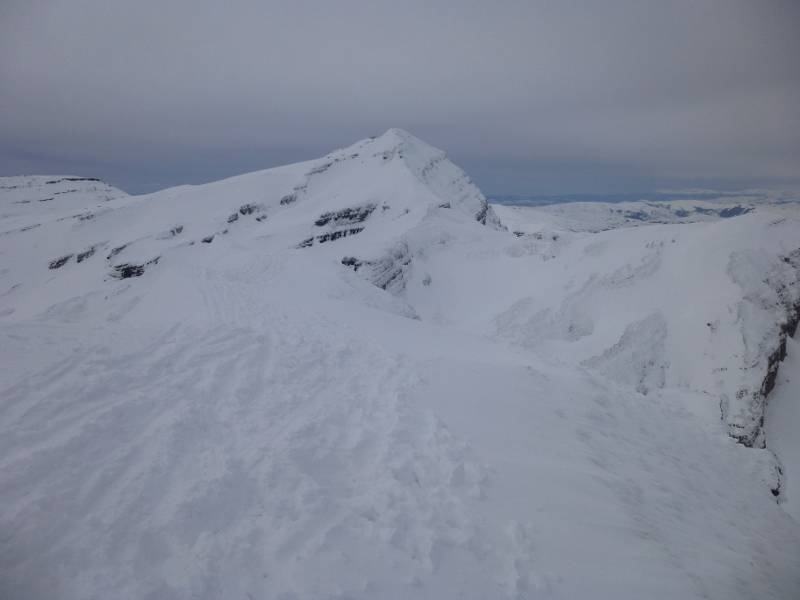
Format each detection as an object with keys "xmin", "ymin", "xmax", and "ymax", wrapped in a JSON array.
[{"xmin": 1, "ymin": 129, "xmax": 799, "ymax": 599}]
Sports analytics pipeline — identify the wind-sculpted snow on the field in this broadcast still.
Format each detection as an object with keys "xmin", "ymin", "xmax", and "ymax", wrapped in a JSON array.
[
  {"xmin": 483, "ymin": 208, "xmax": 800, "ymax": 451},
  {"xmin": 343, "ymin": 241, "xmax": 413, "ymax": 295},
  {"xmin": 1, "ymin": 131, "xmax": 800, "ymax": 598},
  {"xmin": 0, "ymin": 322, "xmax": 490, "ymax": 598},
  {"xmin": 494, "ymin": 292, "xmax": 595, "ymax": 346},
  {"xmin": 583, "ymin": 312, "xmax": 669, "ymax": 395}
]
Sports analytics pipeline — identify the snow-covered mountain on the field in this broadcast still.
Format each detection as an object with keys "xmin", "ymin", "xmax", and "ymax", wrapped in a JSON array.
[
  {"xmin": 491, "ymin": 202, "xmax": 800, "ymax": 448},
  {"xmin": 0, "ymin": 175, "xmax": 127, "ymax": 221},
  {"xmin": 494, "ymin": 196, "xmax": 800, "ymax": 233},
  {"xmin": 1, "ymin": 130, "xmax": 799, "ymax": 599}
]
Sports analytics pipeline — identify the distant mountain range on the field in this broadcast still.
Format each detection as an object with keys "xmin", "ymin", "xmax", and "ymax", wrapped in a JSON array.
[{"xmin": 490, "ymin": 189, "xmax": 800, "ymax": 207}]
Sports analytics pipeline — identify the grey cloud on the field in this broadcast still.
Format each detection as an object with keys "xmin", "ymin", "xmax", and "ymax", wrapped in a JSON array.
[{"xmin": 1, "ymin": 0, "xmax": 798, "ymax": 194}]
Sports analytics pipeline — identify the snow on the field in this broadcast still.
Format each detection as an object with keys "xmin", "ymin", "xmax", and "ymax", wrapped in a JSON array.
[
  {"xmin": 492, "ymin": 197, "xmax": 799, "ymax": 233},
  {"xmin": 1, "ymin": 130, "xmax": 799, "ymax": 599},
  {"xmin": 766, "ymin": 336, "xmax": 800, "ymax": 521}
]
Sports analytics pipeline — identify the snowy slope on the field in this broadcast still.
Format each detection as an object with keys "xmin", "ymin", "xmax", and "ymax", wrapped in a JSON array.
[
  {"xmin": 1, "ymin": 130, "xmax": 799, "ymax": 599},
  {"xmin": 0, "ymin": 129, "xmax": 499, "ymax": 323},
  {"xmin": 0, "ymin": 175, "xmax": 127, "ymax": 226},
  {"xmin": 489, "ymin": 203, "xmax": 800, "ymax": 448},
  {"xmin": 766, "ymin": 336, "xmax": 800, "ymax": 522},
  {"xmin": 493, "ymin": 196, "xmax": 800, "ymax": 233}
]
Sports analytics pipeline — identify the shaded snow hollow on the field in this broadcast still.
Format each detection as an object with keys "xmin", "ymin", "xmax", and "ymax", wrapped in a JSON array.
[{"xmin": 1, "ymin": 130, "xmax": 799, "ymax": 599}]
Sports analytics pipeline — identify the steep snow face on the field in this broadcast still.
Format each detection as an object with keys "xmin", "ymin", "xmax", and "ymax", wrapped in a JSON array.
[
  {"xmin": 457, "ymin": 204, "xmax": 800, "ymax": 448},
  {"xmin": 1, "ymin": 133, "xmax": 800, "ymax": 599},
  {"xmin": 766, "ymin": 336, "xmax": 800, "ymax": 521}
]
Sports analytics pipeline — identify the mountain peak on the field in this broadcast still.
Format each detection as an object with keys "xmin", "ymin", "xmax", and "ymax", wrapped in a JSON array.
[
  {"xmin": 0, "ymin": 130, "xmax": 503, "ymax": 322},
  {"xmin": 342, "ymin": 128, "xmax": 442, "ymax": 165},
  {"xmin": 374, "ymin": 127, "xmax": 422, "ymax": 144}
]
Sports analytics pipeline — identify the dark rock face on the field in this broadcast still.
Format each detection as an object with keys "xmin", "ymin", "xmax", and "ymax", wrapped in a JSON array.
[
  {"xmin": 76, "ymin": 247, "xmax": 96, "ymax": 263},
  {"xmin": 49, "ymin": 255, "xmax": 73, "ymax": 269},
  {"xmin": 315, "ymin": 204, "xmax": 376, "ymax": 227},
  {"xmin": 307, "ymin": 161, "xmax": 334, "ymax": 176},
  {"xmin": 279, "ymin": 193, "xmax": 297, "ymax": 206},
  {"xmin": 238, "ymin": 203, "xmax": 261, "ymax": 216},
  {"xmin": 341, "ymin": 256, "xmax": 363, "ymax": 271},
  {"xmin": 771, "ymin": 463, "xmax": 784, "ymax": 497},
  {"xmin": 692, "ymin": 206, "xmax": 751, "ymax": 219},
  {"xmin": 202, "ymin": 235, "xmax": 215, "ymax": 244},
  {"xmin": 734, "ymin": 249, "xmax": 800, "ymax": 448},
  {"xmin": 316, "ymin": 228, "xmax": 364, "ymax": 244},
  {"xmin": 694, "ymin": 206, "xmax": 715, "ymax": 216},
  {"xmin": 227, "ymin": 213, "xmax": 239, "ymax": 223},
  {"xmin": 45, "ymin": 177, "xmax": 101, "ymax": 184},
  {"xmin": 111, "ymin": 263, "xmax": 145, "ymax": 279},
  {"xmin": 719, "ymin": 206, "xmax": 751, "ymax": 218},
  {"xmin": 110, "ymin": 257, "xmax": 160, "ymax": 280},
  {"xmin": 475, "ymin": 201, "xmax": 504, "ymax": 229},
  {"xmin": 761, "ymin": 299, "xmax": 800, "ymax": 398},
  {"xmin": 107, "ymin": 245, "xmax": 127, "ymax": 259},
  {"xmin": 297, "ymin": 227, "xmax": 365, "ymax": 249}
]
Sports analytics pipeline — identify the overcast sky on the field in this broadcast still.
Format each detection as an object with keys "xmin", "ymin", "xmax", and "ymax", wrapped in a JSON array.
[{"xmin": 1, "ymin": 0, "xmax": 798, "ymax": 195}]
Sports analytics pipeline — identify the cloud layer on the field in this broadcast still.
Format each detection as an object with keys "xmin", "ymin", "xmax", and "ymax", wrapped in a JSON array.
[{"xmin": 2, "ymin": 0, "xmax": 798, "ymax": 194}]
